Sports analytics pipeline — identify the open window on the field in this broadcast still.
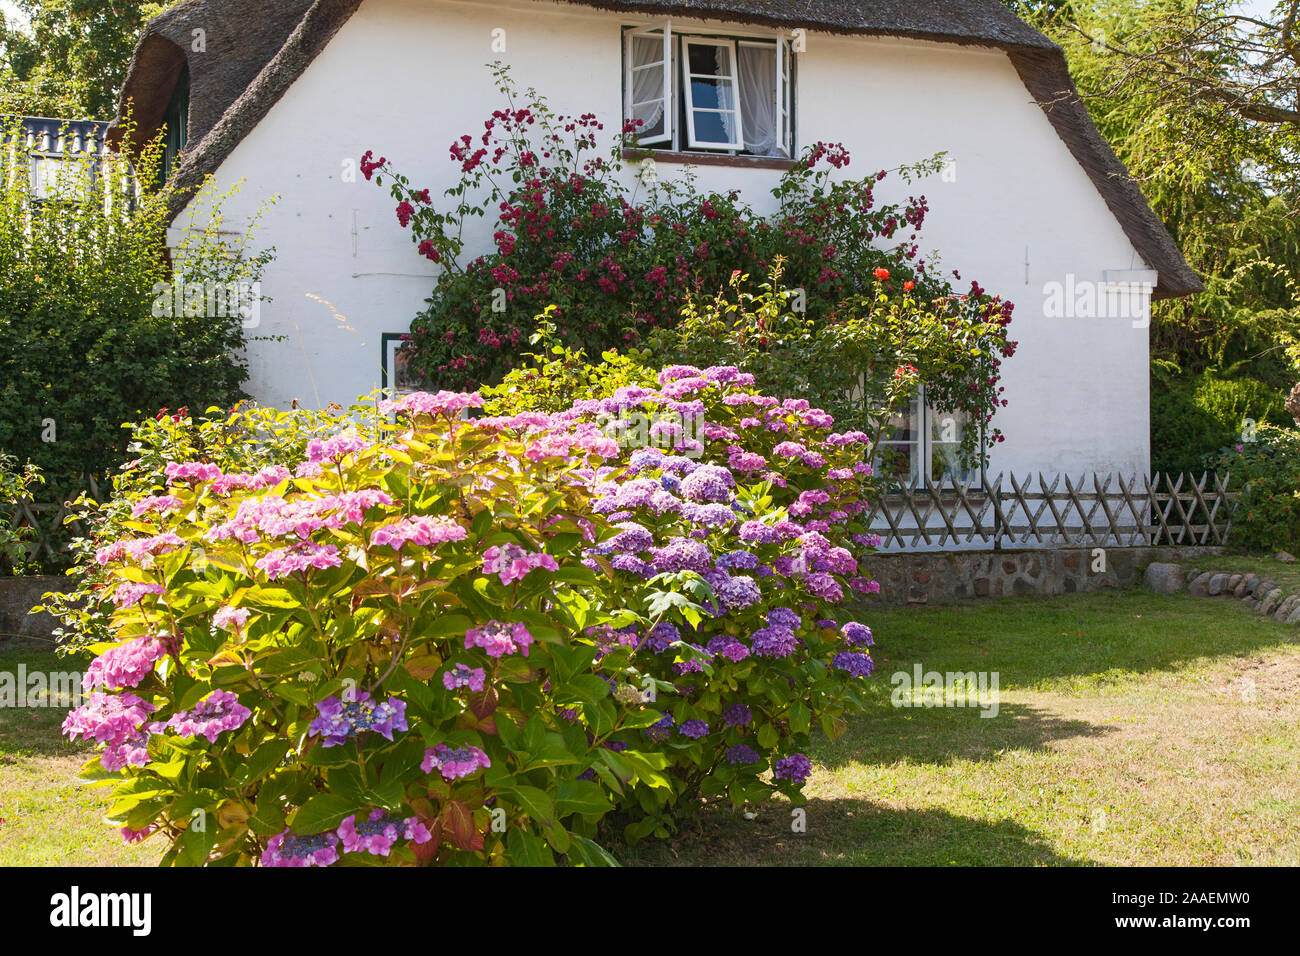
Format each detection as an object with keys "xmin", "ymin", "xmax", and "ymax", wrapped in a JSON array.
[
  {"xmin": 624, "ymin": 25, "xmax": 673, "ymax": 145},
  {"xmin": 623, "ymin": 23, "xmax": 794, "ymax": 158}
]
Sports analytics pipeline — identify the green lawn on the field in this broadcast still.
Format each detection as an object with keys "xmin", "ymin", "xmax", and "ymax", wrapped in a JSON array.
[
  {"xmin": 3, "ymin": 589, "xmax": 1298, "ymax": 866},
  {"xmin": 619, "ymin": 590, "xmax": 1300, "ymax": 866}
]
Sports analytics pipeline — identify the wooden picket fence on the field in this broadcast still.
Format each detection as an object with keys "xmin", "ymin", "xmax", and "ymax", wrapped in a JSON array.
[
  {"xmin": 2, "ymin": 476, "xmax": 104, "ymax": 564},
  {"xmin": 865, "ymin": 472, "xmax": 1239, "ymax": 551},
  {"xmin": 6, "ymin": 471, "xmax": 1241, "ymax": 561}
]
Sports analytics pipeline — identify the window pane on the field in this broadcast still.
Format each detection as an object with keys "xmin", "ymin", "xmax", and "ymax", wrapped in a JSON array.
[
  {"xmin": 737, "ymin": 43, "xmax": 778, "ymax": 155},
  {"xmin": 687, "ymin": 43, "xmax": 722, "ymax": 76},
  {"xmin": 691, "ymin": 110, "xmax": 734, "ymax": 144},
  {"xmin": 689, "ymin": 77, "xmax": 734, "ymax": 111},
  {"xmin": 929, "ymin": 408, "xmax": 972, "ymax": 484}
]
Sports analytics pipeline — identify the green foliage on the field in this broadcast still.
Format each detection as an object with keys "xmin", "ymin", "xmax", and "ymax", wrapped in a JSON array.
[
  {"xmin": 64, "ymin": 370, "xmax": 880, "ymax": 865},
  {"xmin": 0, "ymin": 451, "xmax": 42, "ymax": 575},
  {"xmin": 1150, "ymin": 365, "xmax": 1289, "ymax": 473},
  {"xmin": 480, "ymin": 309, "xmax": 659, "ymax": 416},
  {"xmin": 41, "ymin": 401, "xmax": 363, "ymax": 656},
  {"xmin": 645, "ymin": 264, "xmax": 1015, "ymax": 467},
  {"xmin": 366, "ymin": 64, "xmax": 1003, "ymax": 390},
  {"xmin": 0, "ymin": 1, "xmax": 179, "ymax": 118},
  {"xmin": 0, "ymin": 115, "xmax": 274, "ymax": 568},
  {"xmin": 1205, "ymin": 424, "xmax": 1300, "ymax": 552},
  {"xmin": 1017, "ymin": 1, "xmax": 1300, "ymax": 461}
]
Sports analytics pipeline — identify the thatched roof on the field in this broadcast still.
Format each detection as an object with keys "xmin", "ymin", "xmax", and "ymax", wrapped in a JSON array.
[{"xmin": 108, "ymin": 0, "xmax": 1202, "ymax": 298}]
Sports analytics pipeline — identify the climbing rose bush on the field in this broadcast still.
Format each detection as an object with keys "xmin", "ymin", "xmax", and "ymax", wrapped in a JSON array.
[{"xmin": 67, "ymin": 368, "xmax": 879, "ymax": 864}]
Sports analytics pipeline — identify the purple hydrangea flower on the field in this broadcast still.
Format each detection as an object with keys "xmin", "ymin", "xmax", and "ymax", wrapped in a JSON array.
[
  {"xmin": 679, "ymin": 464, "xmax": 736, "ymax": 503},
  {"xmin": 442, "ymin": 664, "xmax": 487, "ymax": 692},
  {"xmin": 422, "ymin": 743, "xmax": 491, "ymax": 780},
  {"xmin": 842, "ymin": 622, "xmax": 874, "ymax": 647},
  {"xmin": 167, "ymin": 690, "xmax": 251, "ymax": 743},
  {"xmin": 833, "ymin": 652, "xmax": 875, "ymax": 678},
  {"xmin": 773, "ymin": 753, "xmax": 813, "ymax": 784},
  {"xmin": 649, "ymin": 537, "xmax": 712, "ymax": 574},
  {"xmin": 725, "ymin": 744, "xmax": 761, "ymax": 765},
  {"xmin": 767, "ymin": 607, "xmax": 801, "ymax": 630},
  {"xmin": 309, "ymin": 688, "xmax": 407, "ymax": 747},
  {"xmin": 679, "ymin": 719, "xmax": 710, "ymax": 739},
  {"xmin": 262, "ymin": 829, "xmax": 339, "ymax": 867},
  {"xmin": 723, "ymin": 703, "xmax": 752, "ymax": 727},
  {"xmin": 751, "ymin": 625, "xmax": 800, "ymax": 659},
  {"xmin": 645, "ymin": 714, "xmax": 675, "ymax": 743}
]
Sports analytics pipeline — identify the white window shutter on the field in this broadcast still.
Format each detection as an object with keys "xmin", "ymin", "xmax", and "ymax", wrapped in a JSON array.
[{"xmin": 625, "ymin": 22, "xmax": 673, "ymax": 146}]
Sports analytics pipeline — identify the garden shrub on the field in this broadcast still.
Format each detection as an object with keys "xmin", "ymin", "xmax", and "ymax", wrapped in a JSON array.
[
  {"xmin": 65, "ymin": 368, "xmax": 880, "ymax": 865},
  {"xmin": 1205, "ymin": 423, "xmax": 1300, "ymax": 552},
  {"xmin": 365, "ymin": 65, "xmax": 993, "ymax": 390},
  {"xmin": 645, "ymin": 264, "xmax": 1014, "ymax": 458},
  {"xmin": 0, "ymin": 115, "xmax": 274, "ymax": 548},
  {"xmin": 43, "ymin": 401, "xmax": 378, "ymax": 656},
  {"xmin": 0, "ymin": 452, "xmax": 43, "ymax": 576}
]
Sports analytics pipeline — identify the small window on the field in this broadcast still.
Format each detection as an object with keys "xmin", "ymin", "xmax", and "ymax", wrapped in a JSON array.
[
  {"xmin": 160, "ymin": 62, "xmax": 190, "ymax": 185},
  {"xmin": 623, "ymin": 23, "xmax": 794, "ymax": 158},
  {"xmin": 876, "ymin": 388, "xmax": 978, "ymax": 487}
]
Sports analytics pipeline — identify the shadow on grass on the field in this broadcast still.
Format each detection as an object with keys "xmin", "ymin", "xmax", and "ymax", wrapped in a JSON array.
[
  {"xmin": 0, "ymin": 647, "xmax": 91, "ymax": 759},
  {"xmin": 854, "ymin": 589, "xmax": 1299, "ymax": 690},
  {"xmin": 614, "ymin": 796, "xmax": 1089, "ymax": 866},
  {"xmin": 813, "ymin": 701, "xmax": 1111, "ymax": 771}
]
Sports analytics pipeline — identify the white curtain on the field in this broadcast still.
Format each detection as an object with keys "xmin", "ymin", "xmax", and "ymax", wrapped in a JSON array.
[
  {"xmin": 631, "ymin": 36, "xmax": 667, "ymax": 135},
  {"xmin": 738, "ymin": 44, "xmax": 777, "ymax": 155}
]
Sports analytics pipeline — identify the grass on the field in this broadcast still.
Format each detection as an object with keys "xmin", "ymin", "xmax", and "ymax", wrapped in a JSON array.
[
  {"xmin": 618, "ymin": 590, "xmax": 1300, "ymax": 866},
  {"xmin": 4, "ymin": 589, "xmax": 1298, "ymax": 866},
  {"xmin": 0, "ymin": 647, "xmax": 154, "ymax": 866}
]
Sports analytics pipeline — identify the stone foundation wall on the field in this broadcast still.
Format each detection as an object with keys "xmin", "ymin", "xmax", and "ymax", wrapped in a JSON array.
[
  {"xmin": 0, "ymin": 576, "xmax": 72, "ymax": 648},
  {"xmin": 860, "ymin": 547, "xmax": 1221, "ymax": 606}
]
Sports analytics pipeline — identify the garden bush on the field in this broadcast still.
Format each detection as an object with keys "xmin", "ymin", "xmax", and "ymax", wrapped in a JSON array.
[
  {"xmin": 364, "ymin": 65, "xmax": 999, "ymax": 390},
  {"xmin": 0, "ymin": 115, "xmax": 274, "ymax": 543},
  {"xmin": 0, "ymin": 452, "xmax": 43, "ymax": 576},
  {"xmin": 63, "ymin": 367, "xmax": 880, "ymax": 865},
  {"xmin": 1205, "ymin": 423, "xmax": 1300, "ymax": 552}
]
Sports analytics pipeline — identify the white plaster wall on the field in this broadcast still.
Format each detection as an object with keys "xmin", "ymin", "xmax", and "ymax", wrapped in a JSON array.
[{"xmin": 180, "ymin": 0, "xmax": 1153, "ymax": 478}]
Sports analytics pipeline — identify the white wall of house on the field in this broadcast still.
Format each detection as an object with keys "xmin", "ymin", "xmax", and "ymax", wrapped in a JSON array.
[{"xmin": 177, "ymin": 0, "xmax": 1153, "ymax": 480}]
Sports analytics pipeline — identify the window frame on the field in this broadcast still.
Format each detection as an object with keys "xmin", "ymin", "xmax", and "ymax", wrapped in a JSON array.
[
  {"xmin": 622, "ymin": 23, "xmax": 795, "ymax": 160},
  {"xmin": 624, "ymin": 25, "xmax": 674, "ymax": 146},
  {"xmin": 875, "ymin": 387, "xmax": 984, "ymax": 488},
  {"xmin": 681, "ymin": 35, "xmax": 745, "ymax": 151}
]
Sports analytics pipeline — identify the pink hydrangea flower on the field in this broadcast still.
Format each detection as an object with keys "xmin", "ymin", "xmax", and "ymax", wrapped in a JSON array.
[
  {"xmin": 306, "ymin": 432, "xmax": 372, "ymax": 464},
  {"xmin": 62, "ymin": 691, "xmax": 155, "ymax": 772},
  {"xmin": 442, "ymin": 664, "xmax": 487, "ymax": 692},
  {"xmin": 131, "ymin": 495, "xmax": 182, "ymax": 519},
  {"xmin": 84, "ymin": 636, "xmax": 167, "ymax": 690},
  {"xmin": 421, "ymin": 743, "xmax": 491, "ymax": 780},
  {"xmin": 379, "ymin": 390, "xmax": 484, "ymax": 418},
  {"xmin": 465, "ymin": 620, "xmax": 532, "ymax": 658},
  {"xmin": 262, "ymin": 829, "xmax": 339, "ymax": 868},
  {"xmin": 482, "ymin": 543, "xmax": 558, "ymax": 585},
  {"xmin": 111, "ymin": 582, "xmax": 165, "ymax": 608},
  {"xmin": 212, "ymin": 605, "xmax": 251, "ymax": 632},
  {"xmin": 165, "ymin": 461, "xmax": 223, "ymax": 483},
  {"xmin": 370, "ymin": 516, "xmax": 466, "ymax": 550},
  {"xmin": 255, "ymin": 542, "xmax": 343, "ymax": 580},
  {"xmin": 166, "ymin": 690, "xmax": 251, "ymax": 743},
  {"xmin": 337, "ymin": 809, "xmax": 432, "ymax": 857}
]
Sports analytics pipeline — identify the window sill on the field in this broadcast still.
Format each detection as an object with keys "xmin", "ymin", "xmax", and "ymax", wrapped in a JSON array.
[{"xmin": 621, "ymin": 148, "xmax": 795, "ymax": 171}]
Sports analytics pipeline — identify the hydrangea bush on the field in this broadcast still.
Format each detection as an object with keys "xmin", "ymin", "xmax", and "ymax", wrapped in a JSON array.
[{"xmin": 66, "ymin": 367, "xmax": 879, "ymax": 864}]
